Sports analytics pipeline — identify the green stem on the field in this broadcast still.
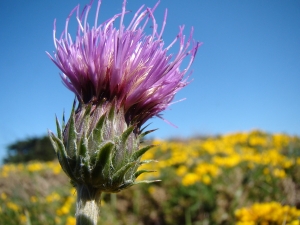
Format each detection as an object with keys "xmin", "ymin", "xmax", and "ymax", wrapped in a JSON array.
[{"xmin": 76, "ymin": 185, "xmax": 102, "ymax": 225}]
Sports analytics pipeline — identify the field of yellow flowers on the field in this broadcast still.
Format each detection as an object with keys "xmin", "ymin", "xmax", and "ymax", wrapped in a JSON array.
[{"xmin": 0, "ymin": 130, "xmax": 300, "ymax": 225}]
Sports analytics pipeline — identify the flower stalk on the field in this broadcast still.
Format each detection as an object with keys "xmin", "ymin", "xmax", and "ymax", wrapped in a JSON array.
[{"xmin": 76, "ymin": 185, "xmax": 101, "ymax": 225}]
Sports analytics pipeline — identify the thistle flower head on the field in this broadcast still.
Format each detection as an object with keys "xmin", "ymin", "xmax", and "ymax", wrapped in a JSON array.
[
  {"xmin": 47, "ymin": 0, "xmax": 200, "ymax": 127},
  {"xmin": 48, "ymin": 0, "xmax": 200, "ymax": 194}
]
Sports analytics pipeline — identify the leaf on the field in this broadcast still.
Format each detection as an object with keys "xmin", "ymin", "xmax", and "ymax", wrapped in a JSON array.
[
  {"xmin": 75, "ymin": 131, "xmax": 89, "ymax": 179},
  {"xmin": 134, "ymin": 170, "xmax": 156, "ymax": 179},
  {"xmin": 108, "ymin": 103, "xmax": 115, "ymax": 121},
  {"xmin": 49, "ymin": 133, "xmax": 77, "ymax": 181},
  {"xmin": 82, "ymin": 159, "xmax": 91, "ymax": 181},
  {"xmin": 55, "ymin": 115, "xmax": 62, "ymax": 140},
  {"xmin": 117, "ymin": 180, "xmax": 134, "ymax": 191},
  {"xmin": 120, "ymin": 125, "xmax": 135, "ymax": 145},
  {"xmin": 66, "ymin": 103, "xmax": 77, "ymax": 157},
  {"xmin": 139, "ymin": 129, "xmax": 158, "ymax": 139},
  {"xmin": 138, "ymin": 159, "xmax": 158, "ymax": 165},
  {"xmin": 112, "ymin": 162, "xmax": 136, "ymax": 185},
  {"xmin": 131, "ymin": 145, "xmax": 155, "ymax": 161},
  {"xmin": 139, "ymin": 123, "xmax": 152, "ymax": 134},
  {"xmin": 83, "ymin": 103, "xmax": 92, "ymax": 117},
  {"xmin": 133, "ymin": 179, "xmax": 161, "ymax": 185},
  {"xmin": 89, "ymin": 113, "xmax": 106, "ymax": 144},
  {"xmin": 62, "ymin": 110, "xmax": 66, "ymax": 131},
  {"xmin": 92, "ymin": 142, "xmax": 114, "ymax": 180},
  {"xmin": 81, "ymin": 104, "xmax": 92, "ymax": 134},
  {"xmin": 77, "ymin": 131, "xmax": 88, "ymax": 158},
  {"xmin": 48, "ymin": 130, "xmax": 58, "ymax": 153}
]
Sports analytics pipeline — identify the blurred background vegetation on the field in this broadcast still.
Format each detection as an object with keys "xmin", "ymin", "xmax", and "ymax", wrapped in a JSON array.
[
  {"xmin": 0, "ymin": 130, "xmax": 300, "ymax": 224},
  {"xmin": 3, "ymin": 136, "xmax": 56, "ymax": 164}
]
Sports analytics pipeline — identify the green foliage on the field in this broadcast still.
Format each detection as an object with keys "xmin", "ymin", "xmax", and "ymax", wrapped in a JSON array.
[{"xmin": 3, "ymin": 136, "xmax": 56, "ymax": 164}]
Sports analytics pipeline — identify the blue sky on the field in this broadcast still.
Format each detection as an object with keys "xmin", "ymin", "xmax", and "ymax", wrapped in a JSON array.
[{"xmin": 0, "ymin": 0, "xmax": 299, "ymax": 162}]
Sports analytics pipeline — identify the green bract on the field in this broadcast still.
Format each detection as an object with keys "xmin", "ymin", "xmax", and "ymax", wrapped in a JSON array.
[{"xmin": 49, "ymin": 101, "xmax": 158, "ymax": 193}]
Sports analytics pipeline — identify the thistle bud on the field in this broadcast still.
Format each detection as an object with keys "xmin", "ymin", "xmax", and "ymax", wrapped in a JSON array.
[{"xmin": 49, "ymin": 100, "xmax": 157, "ymax": 193}]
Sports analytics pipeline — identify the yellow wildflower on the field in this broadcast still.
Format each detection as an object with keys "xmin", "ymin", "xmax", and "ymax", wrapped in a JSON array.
[
  {"xmin": 7, "ymin": 202, "xmax": 20, "ymax": 212},
  {"xmin": 176, "ymin": 165, "xmax": 187, "ymax": 177},
  {"xmin": 27, "ymin": 162, "xmax": 43, "ymax": 172},
  {"xmin": 19, "ymin": 214, "xmax": 27, "ymax": 224},
  {"xmin": 148, "ymin": 186, "xmax": 156, "ymax": 195},
  {"xmin": 273, "ymin": 168, "xmax": 286, "ymax": 178},
  {"xmin": 263, "ymin": 168, "xmax": 269, "ymax": 175},
  {"xmin": 296, "ymin": 157, "xmax": 300, "ymax": 165},
  {"xmin": 30, "ymin": 196, "xmax": 38, "ymax": 203},
  {"xmin": 55, "ymin": 216, "xmax": 61, "ymax": 224},
  {"xmin": 182, "ymin": 173, "xmax": 199, "ymax": 186},
  {"xmin": 201, "ymin": 174, "xmax": 211, "ymax": 185},
  {"xmin": 66, "ymin": 216, "xmax": 76, "ymax": 225},
  {"xmin": 46, "ymin": 192, "xmax": 61, "ymax": 203},
  {"xmin": 289, "ymin": 220, "xmax": 300, "ymax": 225},
  {"xmin": 1, "ymin": 192, "xmax": 7, "ymax": 200}
]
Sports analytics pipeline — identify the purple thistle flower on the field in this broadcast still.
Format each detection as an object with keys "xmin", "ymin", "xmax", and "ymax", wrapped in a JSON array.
[
  {"xmin": 47, "ymin": 0, "xmax": 200, "ymax": 127},
  {"xmin": 48, "ymin": 2, "xmax": 200, "ymax": 223}
]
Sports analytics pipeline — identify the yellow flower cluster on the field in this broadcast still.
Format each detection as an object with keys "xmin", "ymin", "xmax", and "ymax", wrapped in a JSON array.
[
  {"xmin": 55, "ymin": 188, "xmax": 76, "ymax": 224},
  {"xmin": 6, "ymin": 202, "xmax": 20, "ymax": 212},
  {"xmin": 65, "ymin": 216, "xmax": 76, "ymax": 225},
  {"xmin": 139, "ymin": 130, "xmax": 299, "ymax": 186},
  {"xmin": 0, "ymin": 161, "xmax": 74, "ymax": 225},
  {"xmin": 46, "ymin": 192, "xmax": 61, "ymax": 203},
  {"xmin": 235, "ymin": 201, "xmax": 300, "ymax": 224},
  {"xmin": 0, "ymin": 191, "xmax": 29, "ymax": 224},
  {"xmin": 0, "ymin": 161, "xmax": 62, "ymax": 177},
  {"xmin": 180, "ymin": 162, "xmax": 220, "ymax": 186},
  {"xmin": 1, "ymin": 190, "xmax": 76, "ymax": 225},
  {"xmin": 56, "ymin": 188, "xmax": 76, "ymax": 216}
]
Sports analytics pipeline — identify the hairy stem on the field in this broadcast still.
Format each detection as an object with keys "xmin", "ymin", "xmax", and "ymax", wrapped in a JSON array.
[{"xmin": 76, "ymin": 185, "xmax": 102, "ymax": 225}]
